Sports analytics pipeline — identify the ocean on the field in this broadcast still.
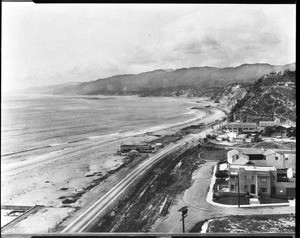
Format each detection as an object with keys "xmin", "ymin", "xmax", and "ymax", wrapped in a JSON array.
[{"xmin": 1, "ymin": 94, "xmax": 202, "ymax": 157}]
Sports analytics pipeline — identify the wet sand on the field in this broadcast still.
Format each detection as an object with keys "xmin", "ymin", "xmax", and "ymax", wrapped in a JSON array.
[
  {"xmin": 1, "ymin": 98, "xmax": 217, "ymax": 207},
  {"xmin": 1, "ymin": 98, "xmax": 225, "ymax": 233}
]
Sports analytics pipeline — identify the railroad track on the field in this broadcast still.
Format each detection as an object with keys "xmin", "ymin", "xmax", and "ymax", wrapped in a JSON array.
[
  {"xmin": 62, "ymin": 117, "xmax": 225, "ymax": 232},
  {"xmin": 62, "ymin": 135, "xmax": 195, "ymax": 232}
]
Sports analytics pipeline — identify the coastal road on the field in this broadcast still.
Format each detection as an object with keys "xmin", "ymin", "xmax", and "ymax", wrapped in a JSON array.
[
  {"xmin": 62, "ymin": 135, "xmax": 195, "ymax": 232},
  {"xmin": 62, "ymin": 116, "xmax": 225, "ymax": 232}
]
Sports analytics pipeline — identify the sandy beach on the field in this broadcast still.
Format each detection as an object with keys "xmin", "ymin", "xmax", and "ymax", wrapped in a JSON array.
[{"xmin": 1, "ymin": 97, "xmax": 225, "ymax": 233}]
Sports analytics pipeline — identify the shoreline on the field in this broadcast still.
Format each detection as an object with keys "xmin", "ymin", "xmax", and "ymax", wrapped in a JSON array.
[
  {"xmin": 1, "ymin": 95, "xmax": 203, "ymax": 158},
  {"xmin": 1, "ymin": 105, "xmax": 206, "ymax": 171},
  {"xmin": 1, "ymin": 100, "xmax": 225, "ymax": 233},
  {"xmin": 1, "ymin": 99, "xmax": 215, "ymax": 198}
]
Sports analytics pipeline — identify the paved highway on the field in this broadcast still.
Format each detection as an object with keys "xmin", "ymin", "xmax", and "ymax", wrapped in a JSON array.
[{"xmin": 62, "ymin": 119, "xmax": 223, "ymax": 233}]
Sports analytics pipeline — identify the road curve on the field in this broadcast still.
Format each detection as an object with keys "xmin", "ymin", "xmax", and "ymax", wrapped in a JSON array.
[{"xmin": 62, "ymin": 117, "xmax": 225, "ymax": 233}]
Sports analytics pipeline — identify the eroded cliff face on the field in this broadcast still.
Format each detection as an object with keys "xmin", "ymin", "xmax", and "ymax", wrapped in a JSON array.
[
  {"xmin": 229, "ymin": 70, "xmax": 296, "ymax": 123},
  {"xmin": 210, "ymin": 83, "xmax": 249, "ymax": 110}
]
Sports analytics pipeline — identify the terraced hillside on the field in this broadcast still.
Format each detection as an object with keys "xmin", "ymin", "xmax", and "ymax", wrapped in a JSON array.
[{"xmin": 229, "ymin": 70, "xmax": 296, "ymax": 123}]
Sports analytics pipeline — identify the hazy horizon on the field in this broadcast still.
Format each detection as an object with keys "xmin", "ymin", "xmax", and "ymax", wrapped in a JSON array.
[
  {"xmin": 2, "ymin": 3, "xmax": 296, "ymax": 92},
  {"xmin": 6, "ymin": 61, "xmax": 296, "ymax": 92}
]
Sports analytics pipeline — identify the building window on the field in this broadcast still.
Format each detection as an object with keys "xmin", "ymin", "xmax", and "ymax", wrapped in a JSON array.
[
  {"xmin": 275, "ymin": 157, "xmax": 278, "ymax": 160},
  {"xmin": 231, "ymin": 185, "xmax": 235, "ymax": 191},
  {"xmin": 260, "ymin": 178, "xmax": 267, "ymax": 182},
  {"xmin": 252, "ymin": 176, "xmax": 254, "ymax": 180},
  {"xmin": 245, "ymin": 175, "xmax": 247, "ymax": 180},
  {"xmin": 285, "ymin": 157, "xmax": 288, "ymax": 160},
  {"xmin": 244, "ymin": 185, "xmax": 248, "ymax": 190},
  {"xmin": 260, "ymin": 188, "xmax": 267, "ymax": 193}
]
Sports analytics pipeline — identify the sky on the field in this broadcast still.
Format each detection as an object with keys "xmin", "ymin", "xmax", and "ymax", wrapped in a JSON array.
[{"xmin": 2, "ymin": 3, "xmax": 296, "ymax": 92}]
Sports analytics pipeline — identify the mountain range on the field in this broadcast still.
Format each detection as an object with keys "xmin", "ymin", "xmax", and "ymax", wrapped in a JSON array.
[{"xmin": 49, "ymin": 63, "xmax": 295, "ymax": 96}]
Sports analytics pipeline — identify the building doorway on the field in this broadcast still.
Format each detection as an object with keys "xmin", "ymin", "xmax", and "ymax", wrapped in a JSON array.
[
  {"xmin": 250, "ymin": 184, "xmax": 256, "ymax": 194},
  {"xmin": 271, "ymin": 186, "xmax": 276, "ymax": 195}
]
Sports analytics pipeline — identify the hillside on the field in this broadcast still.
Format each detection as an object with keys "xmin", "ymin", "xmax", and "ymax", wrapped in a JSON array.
[
  {"xmin": 229, "ymin": 69, "xmax": 296, "ymax": 123},
  {"xmin": 52, "ymin": 63, "xmax": 295, "ymax": 96},
  {"xmin": 210, "ymin": 83, "xmax": 250, "ymax": 109}
]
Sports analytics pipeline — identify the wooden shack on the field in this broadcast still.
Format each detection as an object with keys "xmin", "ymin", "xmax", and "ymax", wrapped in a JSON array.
[{"xmin": 120, "ymin": 144, "xmax": 154, "ymax": 153}]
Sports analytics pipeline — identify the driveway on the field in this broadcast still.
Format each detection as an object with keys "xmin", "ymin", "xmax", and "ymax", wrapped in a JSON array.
[{"xmin": 150, "ymin": 160, "xmax": 295, "ymax": 233}]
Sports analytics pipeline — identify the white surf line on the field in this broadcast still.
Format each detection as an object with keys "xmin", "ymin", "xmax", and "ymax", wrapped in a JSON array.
[
  {"xmin": 2, "ymin": 106, "xmax": 214, "ymax": 174},
  {"xmin": 62, "ymin": 115, "xmax": 225, "ymax": 232}
]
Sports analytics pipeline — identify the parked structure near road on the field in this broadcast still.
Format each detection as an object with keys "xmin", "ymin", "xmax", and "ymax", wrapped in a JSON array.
[
  {"xmin": 272, "ymin": 124, "xmax": 292, "ymax": 138},
  {"xmin": 259, "ymin": 121, "xmax": 276, "ymax": 128},
  {"xmin": 261, "ymin": 124, "xmax": 295, "ymax": 138},
  {"xmin": 226, "ymin": 122, "xmax": 257, "ymax": 132},
  {"xmin": 120, "ymin": 144, "xmax": 155, "ymax": 153},
  {"xmin": 276, "ymin": 81, "xmax": 295, "ymax": 88},
  {"xmin": 225, "ymin": 120, "xmax": 295, "ymax": 138}
]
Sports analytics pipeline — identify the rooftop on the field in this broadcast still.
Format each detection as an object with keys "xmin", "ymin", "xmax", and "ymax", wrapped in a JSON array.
[
  {"xmin": 230, "ymin": 164, "xmax": 276, "ymax": 172},
  {"xmin": 232, "ymin": 157, "xmax": 249, "ymax": 165},
  {"xmin": 276, "ymin": 151, "xmax": 296, "ymax": 155},
  {"xmin": 227, "ymin": 149, "xmax": 239, "ymax": 157},
  {"xmin": 275, "ymin": 124, "xmax": 291, "ymax": 129},
  {"xmin": 263, "ymin": 149, "xmax": 276, "ymax": 156},
  {"xmin": 219, "ymin": 163, "xmax": 229, "ymax": 171},
  {"xmin": 228, "ymin": 122, "xmax": 257, "ymax": 125},
  {"xmin": 242, "ymin": 148, "xmax": 264, "ymax": 155}
]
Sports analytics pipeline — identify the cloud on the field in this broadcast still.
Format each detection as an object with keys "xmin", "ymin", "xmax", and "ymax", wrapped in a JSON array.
[
  {"xmin": 2, "ymin": 3, "xmax": 295, "ymax": 91},
  {"xmin": 122, "ymin": 47, "xmax": 158, "ymax": 65},
  {"xmin": 173, "ymin": 36, "xmax": 221, "ymax": 55}
]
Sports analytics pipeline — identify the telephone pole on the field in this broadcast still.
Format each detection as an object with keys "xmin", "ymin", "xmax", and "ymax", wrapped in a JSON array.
[
  {"xmin": 124, "ymin": 211, "xmax": 127, "ymax": 230},
  {"xmin": 237, "ymin": 171, "xmax": 240, "ymax": 208},
  {"xmin": 178, "ymin": 206, "xmax": 188, "ymax": 233}
]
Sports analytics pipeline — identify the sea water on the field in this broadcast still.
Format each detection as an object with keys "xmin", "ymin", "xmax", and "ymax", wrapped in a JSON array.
[{"xmin": 1, "ymin": 94, "xmax": 201, "ymax": 156}]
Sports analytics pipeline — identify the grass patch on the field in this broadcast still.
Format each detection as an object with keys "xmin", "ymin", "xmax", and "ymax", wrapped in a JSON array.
[
  {"xmin": 215, "ymin": 178, "xmax": 227, "ymax": 185},
  {"xmin": 213, "ymin": 196, "xmax": 249, "ymax": 205},
  {"xmin": 259, "ymin": 197, "xmax": 289, "ymax": 204},
  {"xmin": 201, "ymin": 149, "xmax": 228, "ymax": 162}
]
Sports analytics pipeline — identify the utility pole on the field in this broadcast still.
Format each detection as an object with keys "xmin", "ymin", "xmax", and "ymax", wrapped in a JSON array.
[
  {"xmin": 124, "ymin": 211, "xmax": 127, "ymax": 230},
  {"xmin": 237, "ymin": 171, "xmax": 240, "ymax": 208},
  {"xmin": 178, "ymin": 206, "xmax": 188, "ymax": 233}
]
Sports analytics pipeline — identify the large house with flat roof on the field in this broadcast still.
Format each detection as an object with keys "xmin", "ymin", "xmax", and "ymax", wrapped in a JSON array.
[
  {"xmin": 228, "ymin": 164, "xmax": 276, "ymax": 197},
  {"xmin": 223, "ymin": 149, "xmax": 296, "ymax": 198}
]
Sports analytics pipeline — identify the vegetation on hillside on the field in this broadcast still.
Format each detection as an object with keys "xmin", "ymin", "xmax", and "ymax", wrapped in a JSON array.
[
  {"xmin": 51, "ymin": 63, "xmax": 295, "ymax": 96},
  {"xmin": 229, "ymin": 70, "xmax": 296, "ymax": 123}
]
